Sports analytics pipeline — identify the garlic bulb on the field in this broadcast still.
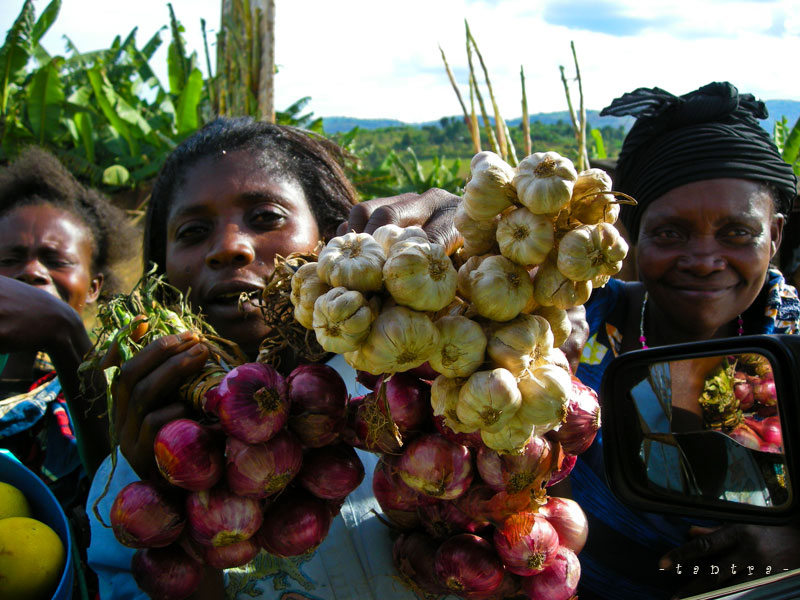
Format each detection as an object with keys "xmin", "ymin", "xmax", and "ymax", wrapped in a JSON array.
[
  {"xmin": 290, "ymin": 262, "xmax": 331, "ymax": 329},
  {"xmin": 456, "ymin": 254, "xmax": 489, "ymax": 301},
  {"xmin": 356, "ymin": 305, "xmax": 439, "ymax": 375},
  {"xmin": 532, "ymin": 306, "xmax": 572, "ymax": 348},
  {"xmin": 496, "ymin": 207, "xmax": 554, "ymax": 267},
  {"xmin": 514, "ymin": 152, "xmax": 577, "ymax": 215},
  {"xmin": 454, "ymin": 202, "xmax": 499, "ymax": 257},
  {"xmin": 456, "ymin": 368, "xmax": 521, "ymax": 433},
  {"xmin": 480, "ymin": 412, "xmax": 534, "ymax": 454},
  {"xmin": 383, "ymin": 239, "xmax": 457, "ymax": 312},
  {"xmin": 468, "ymin": 255, "xmax": 534, "ymax": 322},
  {"xmin": 430, "ymin": 315, "xmax": 488, "ymax": 378},
  {"xmin": 317, "ymin": 232, "xmax": 386, "ymax": 292},
  {"xmin": 570, "ymin": 168, "xmax": 618, "ymax": 225},
  {"xmin": 372, "ymin": 224, "xmax": 428, "ymax": 256},
  {"xmin": 516, "ymin": 364, "xmax": 571, "ymax": 436},
  {"xmin": 486, "ymin": 314, "xmax": 554, "ymax": 377},
  {"xmin": 431, "ymin": 375, "xmax": 475, "ymax": 433},
  {"xmin": 557, "ymin": 223, "xmax": 628, "ymax": 283},
  {"xmin": 312, "ymin": 287, "xmax": 378, "ymax": 353},
  {"xmin": 533, "ymin": 257, "xmax": 592, "ymax": 310},
  {"xmin": 462, "ymin": 151, "xmax": 517, "ymax": 221}
]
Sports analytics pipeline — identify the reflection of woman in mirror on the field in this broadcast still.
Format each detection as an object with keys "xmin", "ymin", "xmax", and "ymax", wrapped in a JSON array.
[{"xmin": 570, "ymin": 82, "xmax": 799, "ymax": 599}]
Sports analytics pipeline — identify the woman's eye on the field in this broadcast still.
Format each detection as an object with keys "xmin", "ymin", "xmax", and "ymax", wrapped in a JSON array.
[
  {"xmin": 175, "ymin": 223, "xmax": 209, "ymax": 240},
  {"xmin": 653, "ymin": 229, "xmax": 683, "ymax": 240},
  {"xmin": 251, "ymin": 210, "xmax": 285, "ymax": 227}
]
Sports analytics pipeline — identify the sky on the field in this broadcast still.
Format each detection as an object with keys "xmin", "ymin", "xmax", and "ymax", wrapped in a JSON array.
[{"xmin": 1, "ymin": 0, "xmax": 799, "ymax": 123}]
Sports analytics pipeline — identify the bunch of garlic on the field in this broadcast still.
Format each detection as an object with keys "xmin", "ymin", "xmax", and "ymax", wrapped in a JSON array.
[{"xmin": 288, "ymin": 149, "xmax": 625, "ymax": 455}]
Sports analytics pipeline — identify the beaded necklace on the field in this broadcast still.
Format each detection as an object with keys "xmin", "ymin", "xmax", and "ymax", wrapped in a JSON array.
[{"xmin": 638, "ymin": 292, "xmax": 743, "ymax": 349}]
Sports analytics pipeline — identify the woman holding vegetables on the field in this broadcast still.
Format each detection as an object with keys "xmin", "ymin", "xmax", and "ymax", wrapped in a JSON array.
[
  {"xmin": 0, "ymin": 146, "xmax": 135, "ymax": 502},
  {"xmin": 571, "ymin": 82, "xmax": 800, "ymax": 599},
  {"xmin": 84, "ymin": 117, "xmax": 471, "ymax": 600}
]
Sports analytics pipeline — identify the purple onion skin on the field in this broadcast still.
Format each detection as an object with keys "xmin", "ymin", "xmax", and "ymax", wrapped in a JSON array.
[
  {"xmin": 131, "ymin": 545, "xmax": 204, "ymax": 600},
  {"xmin": 257, "ymin": 488, "xmax": 333, "ymax": 557},
  {"xmin": 433, "ymin": 414, "xmax": 484, "ymax": 449},
  {"xmin": 185, "ymin": 488, "xmax": 263, "ymax": 547},
  {"xmin": 393, "ymin": 532, "xmax": 449, "ymax": 596},
  {"xmin": 372, "ymin": 455, "xmax": 438, "ymax": 513},
  {"xmin": 546, "ymin": 452, "xmax": 577, "ymax": 487},
  {"xmin": 398, "ymin": 433, "xmax": 474, "ymax": 501},
  {"xmin": 287, "ymin": 363, "xmax": 348, "ymax": 447},
  {"xmin": 111, "ymin": 481, "xmax": 186, "ymax": 548},
  {"xmin": 493, "ymin": 513, "xmax": 560, "ymax": 576},
  {"xmin": 225, "ymin": 430, "xmax": 304, "ymax": 498},
  {"xmin": 297, "ymin": 444, "xmax": 365, "ymax": 500},
  {"xmin": 203, "ymin": 537, "xmax": 260, "ymax": 569},
  {"xmin": 418, "ymin": 501, "xmax": 490, "ymax": 540},
  {"xmin": 215, "ymin": 362, "xmax": 289, "ymax": 444},
  {"xmin": 434, "ymin": 533, "xmax": 504, "ymax": 595},
  {"xmin": 551, "ymin": 378, "xmax": 601, "ymax": 456},
  {"xmin": 375, "ymin": 372, "xmax": 433, "ymax": 436},
  {"xmin": 520, "ymin": 545, "xmax": 581, "ymax": 600},
  {"xmin": 154, "ymin": 418, "xmax": 224, "ymax": 492}
]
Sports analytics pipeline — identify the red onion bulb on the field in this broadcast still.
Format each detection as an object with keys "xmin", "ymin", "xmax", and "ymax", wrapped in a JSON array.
[
  {"xmin": 493, "ymin": 512, "xmax": 560, "ymax": 576},
  {"xmin": 225, "ymin": 430, "xmax": 303, "ymax": 498},
  {"xmin": 154, "ymin": 418, "xmax": 224, "ymax": 491},
  {"xmin": 186, "ymin": 488, "xmax": 263, "ymax": 547},
  {"xmin": 287, "ymin": 363, "xmax": 348, "ymax": 447},
  {"xmin": 476, "ymin": 436, "xmax": 553, "ymax": 495},
  {"xmin": 397, "ymin": 433, "xmax": 474, "ymax": 500},
  {"xmin": 257, "ymin": 488, "xmax": 333, "ymax": 557},
  {"xmin": 520, "ymin": 545, "xmax": 581, "ymax": 600},
  {"xmin": 539, "ymin": 496, "xmax": 589, "ymax": 554},
  {"xmin": 374, "ymin": 372, "xmax": 432, "ymax": 437},
  {"xmin": 110, "ymin": 481, "xmax": 185, "ymax": 548},
  {"xmin": 202, "ymin": 537, "xmax": 260, "ymax": 569},
  {"xmin": 297, "ymin": 443, "xmax": 365, "ymax": 499},
  {"xmin": 393, "ymin": 532, "xmax": 448, "ymax": 596},
  {"xmin": 550, "ymin": 378, "xmax": 601, "ymax": 456},
  {"xmin": 131, "ymin": 545, "xmax": 203, "ymax": 600},
  {"xmin": 434, "ymin": 533, "xmax": 504, "ymax": 595},
  {"xmin": 212, "ymin": 362, "xmax": 289, "ymax": 443}
]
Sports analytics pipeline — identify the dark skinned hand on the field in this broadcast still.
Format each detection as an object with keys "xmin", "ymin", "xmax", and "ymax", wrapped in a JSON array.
[
  {"xmin": 108, "ymin": 331, "xmax": 209, "ymax": 479},
  {"xmin": 660, "ymin": 523, "xmax": 800, "ymax": 599},
  {"xmin": 336, "ymin": 189, "xmax": 462, "ymax": 255}
]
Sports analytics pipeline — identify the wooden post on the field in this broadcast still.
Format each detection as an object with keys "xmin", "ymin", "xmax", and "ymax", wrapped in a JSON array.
[{"xmin": 258, "ymin": 0, "xmax": 275, "ymax": 123}]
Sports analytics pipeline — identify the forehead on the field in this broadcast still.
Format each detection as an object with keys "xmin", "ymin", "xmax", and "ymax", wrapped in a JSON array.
[
  {"xmin": 0, "ymin": 203, "xmax": 92, "ymax": 243},
  {"xmin": 168, "ymin": 150, "xmax": 308, "ymax": 219},
  {"xmin": 640, "ymin": 178, "xmax": 773, "ymax": 226}
]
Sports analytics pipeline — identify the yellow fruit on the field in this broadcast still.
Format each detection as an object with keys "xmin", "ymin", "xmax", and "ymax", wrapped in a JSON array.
[
  {"xmin": 0, "ymin": 481, "xmax": 33, "ymax": 519},
  {"xmin": 0, "ymin": 516, "xmax": 66, "ymax": 600}
]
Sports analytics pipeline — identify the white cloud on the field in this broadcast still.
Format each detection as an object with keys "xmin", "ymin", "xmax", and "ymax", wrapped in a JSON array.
[{"xmin": 1, "ymin": 0, "xmax": 798, "ymax": 123}]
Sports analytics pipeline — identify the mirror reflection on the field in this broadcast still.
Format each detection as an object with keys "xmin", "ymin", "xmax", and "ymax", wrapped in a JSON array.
[{"xmin": 628, "ymin": 352, "xmax": 789, "ymax": 508}]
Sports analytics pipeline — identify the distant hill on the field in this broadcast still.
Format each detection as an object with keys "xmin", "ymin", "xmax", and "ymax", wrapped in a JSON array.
[{"xmin": 322, "ymin": 100, "xmax": 800, "ymax": 135}]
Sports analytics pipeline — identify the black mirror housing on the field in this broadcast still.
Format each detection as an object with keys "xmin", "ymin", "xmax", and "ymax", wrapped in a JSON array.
[{"xmin": 600, "ymin": 334, "xmax": 800, "ymax": 525}]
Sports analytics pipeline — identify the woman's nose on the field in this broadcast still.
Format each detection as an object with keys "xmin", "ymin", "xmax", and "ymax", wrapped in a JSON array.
[
  {"xmin": 205, "ymin": 225, "xmax": 256, "ymax": 269},
  {"xmin": 14, "ymin": 259, "xmax": 50, "ymax": 285},
  {"xmin": 678, "ymin": 238, "xmax": 726, "ymax": 275}
]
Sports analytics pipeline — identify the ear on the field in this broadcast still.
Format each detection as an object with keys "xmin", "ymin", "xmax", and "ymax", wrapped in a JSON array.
[
  {"xmin": 85, "ymin": 273, "xmax": 104, "ymax": 305},
  {"xmin": 770, "ymin": 213, "xmax": 785, "ymax": 259}
]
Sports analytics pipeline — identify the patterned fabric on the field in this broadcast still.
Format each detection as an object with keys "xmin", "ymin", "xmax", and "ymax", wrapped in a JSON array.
[
  {"xmin": 0, "ymin": 369, "xmax": 85, "ymax": 506},
  {"xmin": 573, "ymin": 268, "xmax": 800, "ymax": 599}
]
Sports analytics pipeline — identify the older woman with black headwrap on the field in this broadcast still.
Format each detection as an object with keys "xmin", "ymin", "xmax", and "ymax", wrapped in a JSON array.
[{"xmin": 572, "ymin": 82, "xmax": 799, "ymax": 599}]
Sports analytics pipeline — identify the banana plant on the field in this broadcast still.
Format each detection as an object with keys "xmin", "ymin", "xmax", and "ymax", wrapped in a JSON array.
[{"xmin": 774, "ymin": 116, "xmax": 800, "ymax": 176}]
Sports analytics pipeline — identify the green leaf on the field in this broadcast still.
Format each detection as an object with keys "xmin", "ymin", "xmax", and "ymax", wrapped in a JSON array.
[
  {"xmin": 166, "ymin": 3, "xmax": 189, "ymax": 95},
  {"xmin": 31, "ymin": 0, "xmax": 61, "ymax": 45},
  {"xmin": 86, "ymin": 66, "xmax": 138, "ymax": 155},
  {"xmin": 73, "ymin": 111, "xmax": 94, "ymax": 162},
  {"xmin": 175, "ymin": 67, "xmax": 202, "ymax": 134},
  {"xmin": 102, "ymin": 164, "xmax": 130, "ymax": 186},
  {"xmin": 26, "ymin": 57, "xmax": 65, "ymax": 144},
  {"xmin": 0, "ymin": 0, "xmax": 35, "ymax": 115},
  {"xmin": 591, "ymin": 129, "xmax": 607, "ymax": 159},
  {"xmin": 782, "ymin": 115, "xmax": 800, "ymax": 168}
]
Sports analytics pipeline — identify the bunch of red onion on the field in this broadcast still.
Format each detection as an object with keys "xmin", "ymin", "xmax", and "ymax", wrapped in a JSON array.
[
  {"xmin": 345, "ymin": 368, "xmax": 596, "ymax": 600},
  {"xmin": 110, "ymin": 361, "xmax": 363, "ymax": 600}
]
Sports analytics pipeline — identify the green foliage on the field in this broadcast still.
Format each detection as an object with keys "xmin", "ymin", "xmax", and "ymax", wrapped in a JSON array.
[{"xmin": 774, "ymin": 116, "xmax": 800, "ymax": 176}]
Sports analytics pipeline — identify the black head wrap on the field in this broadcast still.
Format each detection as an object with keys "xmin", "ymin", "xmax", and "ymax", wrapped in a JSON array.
[{"xmin": 600, "ymin": 82, "xmax": 797, "ymax": 242}]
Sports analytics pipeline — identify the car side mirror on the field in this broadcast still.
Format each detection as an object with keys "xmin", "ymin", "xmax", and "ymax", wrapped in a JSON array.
[{"xmin": 600, "ymin": 334, "xmax": 800, "ymax": 525}]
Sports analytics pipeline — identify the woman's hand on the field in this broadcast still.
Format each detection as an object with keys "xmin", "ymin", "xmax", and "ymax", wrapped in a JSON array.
[
  {"xmin": 337, "ymin": 189, "xmax": 462, "ymax": 254},
  {"xmin": 0, "ymin": 275, "xmax": 87, "ymax": 357},
  {"xmin": 660, "ymin": 523, "xmax": 800, "ymax": 598},
  {"xmin": 109, "ymin": 331, "xmax": 209, "ymax": 479}
]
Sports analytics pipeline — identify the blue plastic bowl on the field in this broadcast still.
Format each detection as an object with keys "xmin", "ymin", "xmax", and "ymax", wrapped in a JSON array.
[{"xmin": 0, "ymin": 450, "xmax": 74, "ymax": 600}]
